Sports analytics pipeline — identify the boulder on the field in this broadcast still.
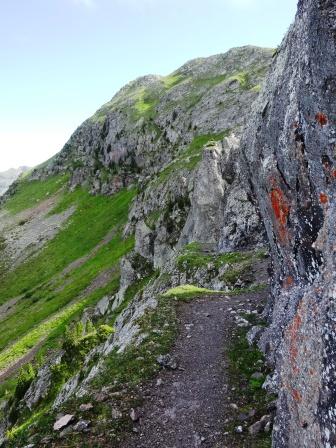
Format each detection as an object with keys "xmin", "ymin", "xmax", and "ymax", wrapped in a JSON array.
[{"xmin": 53, "ymin": 414, "xmax": 75, "ymax": 431}]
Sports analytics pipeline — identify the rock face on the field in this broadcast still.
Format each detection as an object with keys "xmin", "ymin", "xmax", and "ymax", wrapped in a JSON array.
[
  {"xmin": 0, "ymin": 167, "xmax": 29, "ymax": 196},
  {"xmin": 242, "ymin": 1, "xmax": 336, "ymax": 446},
  {"xmin": 29, "ymin": 46, "xmax": 271, "ymax": 267},
  {"xmin": 35, "ymin": 46, "xmax": 272, "ymax": 195}
]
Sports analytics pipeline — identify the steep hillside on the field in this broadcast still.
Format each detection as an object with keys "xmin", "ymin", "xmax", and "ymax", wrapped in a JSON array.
[
  {"xmin": 0, "ymin": 168, "xmax": 29, "ymax": 196},
  {"xmin": 243, "ymin": 0, "xmax": 336, "ymax": 446},
  {"xmin": 0, "ymin": 46, "xmax": 274, "ymax": 447}
]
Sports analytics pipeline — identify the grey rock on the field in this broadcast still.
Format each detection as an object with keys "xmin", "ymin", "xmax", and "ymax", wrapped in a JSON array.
[
  {"xmin": 53, "ymin": 414, "xmax": 75, "ymax": 431},
  {"xmin": 111, "ymin": 408, "xmax": 123, "ymax": 419},
  {"xmin": 178, "ymin": 141, "xmax": 227, "ymax": 246},
  {"xmin": 248, "ymin": 415, "xmax": 271, "ymax": 436},
  {"xmin": 246, "ymin": 325, "xmax": 263, "ymax": 346},
  {"xmin": 93, "ymin": 295, "xmax": 111, "ymax": 317},
  {"xmin": 79, "ymin": 403, "xmax": 94, "ymax": 412},
  {"xmin": 262, "ymin": 372, "xmax": 279, "ymax": 395},
  {"xmin": 130, "ymin": 408, "xmax": 140, "ymax": 422},
  {"xmin": 242, "ymin": 2, "xmax": 336, "ymax": 445},
  {"xmin": 156, "ymin": 354, "xmax": 178, "ymax": 370},
  {"xmin": 248, "ymin": 420, "xmax": 263, "ymax": 436},
  {"xmin": 135, "ymin": 221, "xmax": 155, "ymax": 259},
  {"xmin": 24, "ymin": 352, "xmax": 64, "ymax": 410},
  {"xmin": 59, "ymin": 425, "xmax": 75, "ymax": 438},
  {"xmin": 53, "ymin": 374, "xmax": 80, "ymax": 409},
  {"xmin": 73, "ymin": 420, "xmax": 91, "ymax": 432},
  {"xmin": 264, "ymin": 421, "xmax": 272, "ymax": 433}
]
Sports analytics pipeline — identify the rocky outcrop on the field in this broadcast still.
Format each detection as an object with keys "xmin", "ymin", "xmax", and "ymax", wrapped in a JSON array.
[
  {"xmin": 32, "ymin": 47, "xmax": 272, "ymax": 191},
  {"xmin": 179, "ymin": 141, "xmax": 227, "ymax": 246},
  {"xmin": 176, "ymin": 134, "xmax": 264, "ymax": 252},
  {"xmin": 242, "ymin": 1, "xmax": 336, "ymax": 446}
]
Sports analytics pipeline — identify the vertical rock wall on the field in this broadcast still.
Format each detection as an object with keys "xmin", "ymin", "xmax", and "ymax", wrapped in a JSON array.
[{"xmin": 242, "ymin": 1, "xmax": 336, "ymax": 446}]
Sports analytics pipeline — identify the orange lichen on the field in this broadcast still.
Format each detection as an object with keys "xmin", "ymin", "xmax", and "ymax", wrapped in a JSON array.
[
  {"xmin": 270, "ymin": 187, "xmax": 290, "ymax": 242},
  {"xmin": 271, "ymin": 188, "xmax": 289, "ymax": 224},
  {"xmin": 319, "ymin": 192, "xmax": 328, "ymax": 204},
  {"xmin": 284, "ymin": 275, "xmax": 294, "ymax": 288},
  {"xmin": 315, "ymin": 112, "xmax": 328, "ymax": 127},
  {"xmin": 292, "ymin": 389, "xmax": 302, "ymax": 402},
  {"xmin": 287, "ymin": 302, "xmax": 303, "ymax": 374},
  {"xmin": 332, "ymin": 169, "xmax": 336, "ymax": 178}
]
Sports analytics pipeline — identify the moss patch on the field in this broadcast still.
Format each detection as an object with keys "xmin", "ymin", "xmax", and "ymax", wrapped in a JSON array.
[
  {"xmin": 176, "ymin": 243, "xmax": 253, "ymax": 272},
  {"xmin": 162, "ymin": 284, "xmax": 222, "ymax": 299}
]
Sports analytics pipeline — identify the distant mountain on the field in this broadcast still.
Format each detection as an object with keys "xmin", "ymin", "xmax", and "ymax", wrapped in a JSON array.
[{"xmin": 0, "ymin": 166, "xmax": 30, "ymax": 196}]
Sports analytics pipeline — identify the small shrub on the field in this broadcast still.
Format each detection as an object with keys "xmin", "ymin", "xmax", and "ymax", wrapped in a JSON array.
[{"xmin": 98, "ymin": 324, "xmax": 115, "ymax": 341}]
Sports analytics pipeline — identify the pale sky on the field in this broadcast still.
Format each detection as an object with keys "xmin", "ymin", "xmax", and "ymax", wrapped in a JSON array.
[{"xmin": 0, "ymin": 0, "xmax": 297, "ymax": 171}]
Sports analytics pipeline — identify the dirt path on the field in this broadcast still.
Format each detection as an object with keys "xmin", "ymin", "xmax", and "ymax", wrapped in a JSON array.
[{"xmin": 120, "ymin": 290, "xmax": 267, "ymax": 448}]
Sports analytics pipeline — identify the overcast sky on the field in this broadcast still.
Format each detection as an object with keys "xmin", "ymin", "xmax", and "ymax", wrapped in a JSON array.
[{"xmin": 0, "ymin": 0, "xmax": 297, "ymax": 171}]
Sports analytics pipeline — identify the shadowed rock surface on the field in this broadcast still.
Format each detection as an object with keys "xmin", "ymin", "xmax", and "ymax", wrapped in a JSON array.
[{"xmin": 242, "ymin": 0, "xmax": 336, "ymax": 446}]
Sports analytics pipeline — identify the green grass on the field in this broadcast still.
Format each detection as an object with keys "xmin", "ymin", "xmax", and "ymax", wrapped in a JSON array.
[
  {"xmin": 162, "ymin": 284, "xmax": 222, "ymax": 299},
  {"xmin": 176, "ymin": 242, "xmax": 254, "ymax": 272},
  {"xmin": 226, "ymin": 71, "xmax": 252, "ymax": 90},
  {"xmin": 155, "ymin": 131, "xmax": 230, "ymax": 184},
  {"xmin": 193, "ymin": 73, "xmax": 228, "ymax": 89},
  {"xmin": 91, "ymin": 74, "xmax": 186, "ymax": 125},
  {"xmin": 251, "ymin": 84, "xmax": 261, "ymax": 92},
  {"xmin": 0, "ymin": 187, "xmax": 136, "ymax": 371},
  {"xmin": 0, "ymin": 230, "xmax": 134, "ymax": 352},
  {"xmin": 0, "ymin": 187, "xmax": 136, "ymax": 303},
  {"xmin": 0, "ymin": 277, "xmax": 119, "ymax": 372},
  {"xmin": 162, "ymin": 74, "xmax": 185, "ymax": 89},
  {"xmin": 7, "ymin": 407, "xmax": 50, "ymax": 441},
  {"xmin": 132, "ymin": 88, "xmax": 160, "ymax": 120},
  {"xmin": 4, "ymin": 175, "xmax": 69, "ymax": 214}
]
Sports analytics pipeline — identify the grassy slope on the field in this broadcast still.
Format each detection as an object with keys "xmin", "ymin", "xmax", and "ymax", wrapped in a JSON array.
[
  {"xmin": 0, "ymin": 184, "xmax": 136, "ymax": 303},
  {"xmin": 0, "ymin": 178, "xmax": 136, "ymax": 387},
  {"xmin": 4, "ymin": 175, "xmax": 69, "ymax": 215}
]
